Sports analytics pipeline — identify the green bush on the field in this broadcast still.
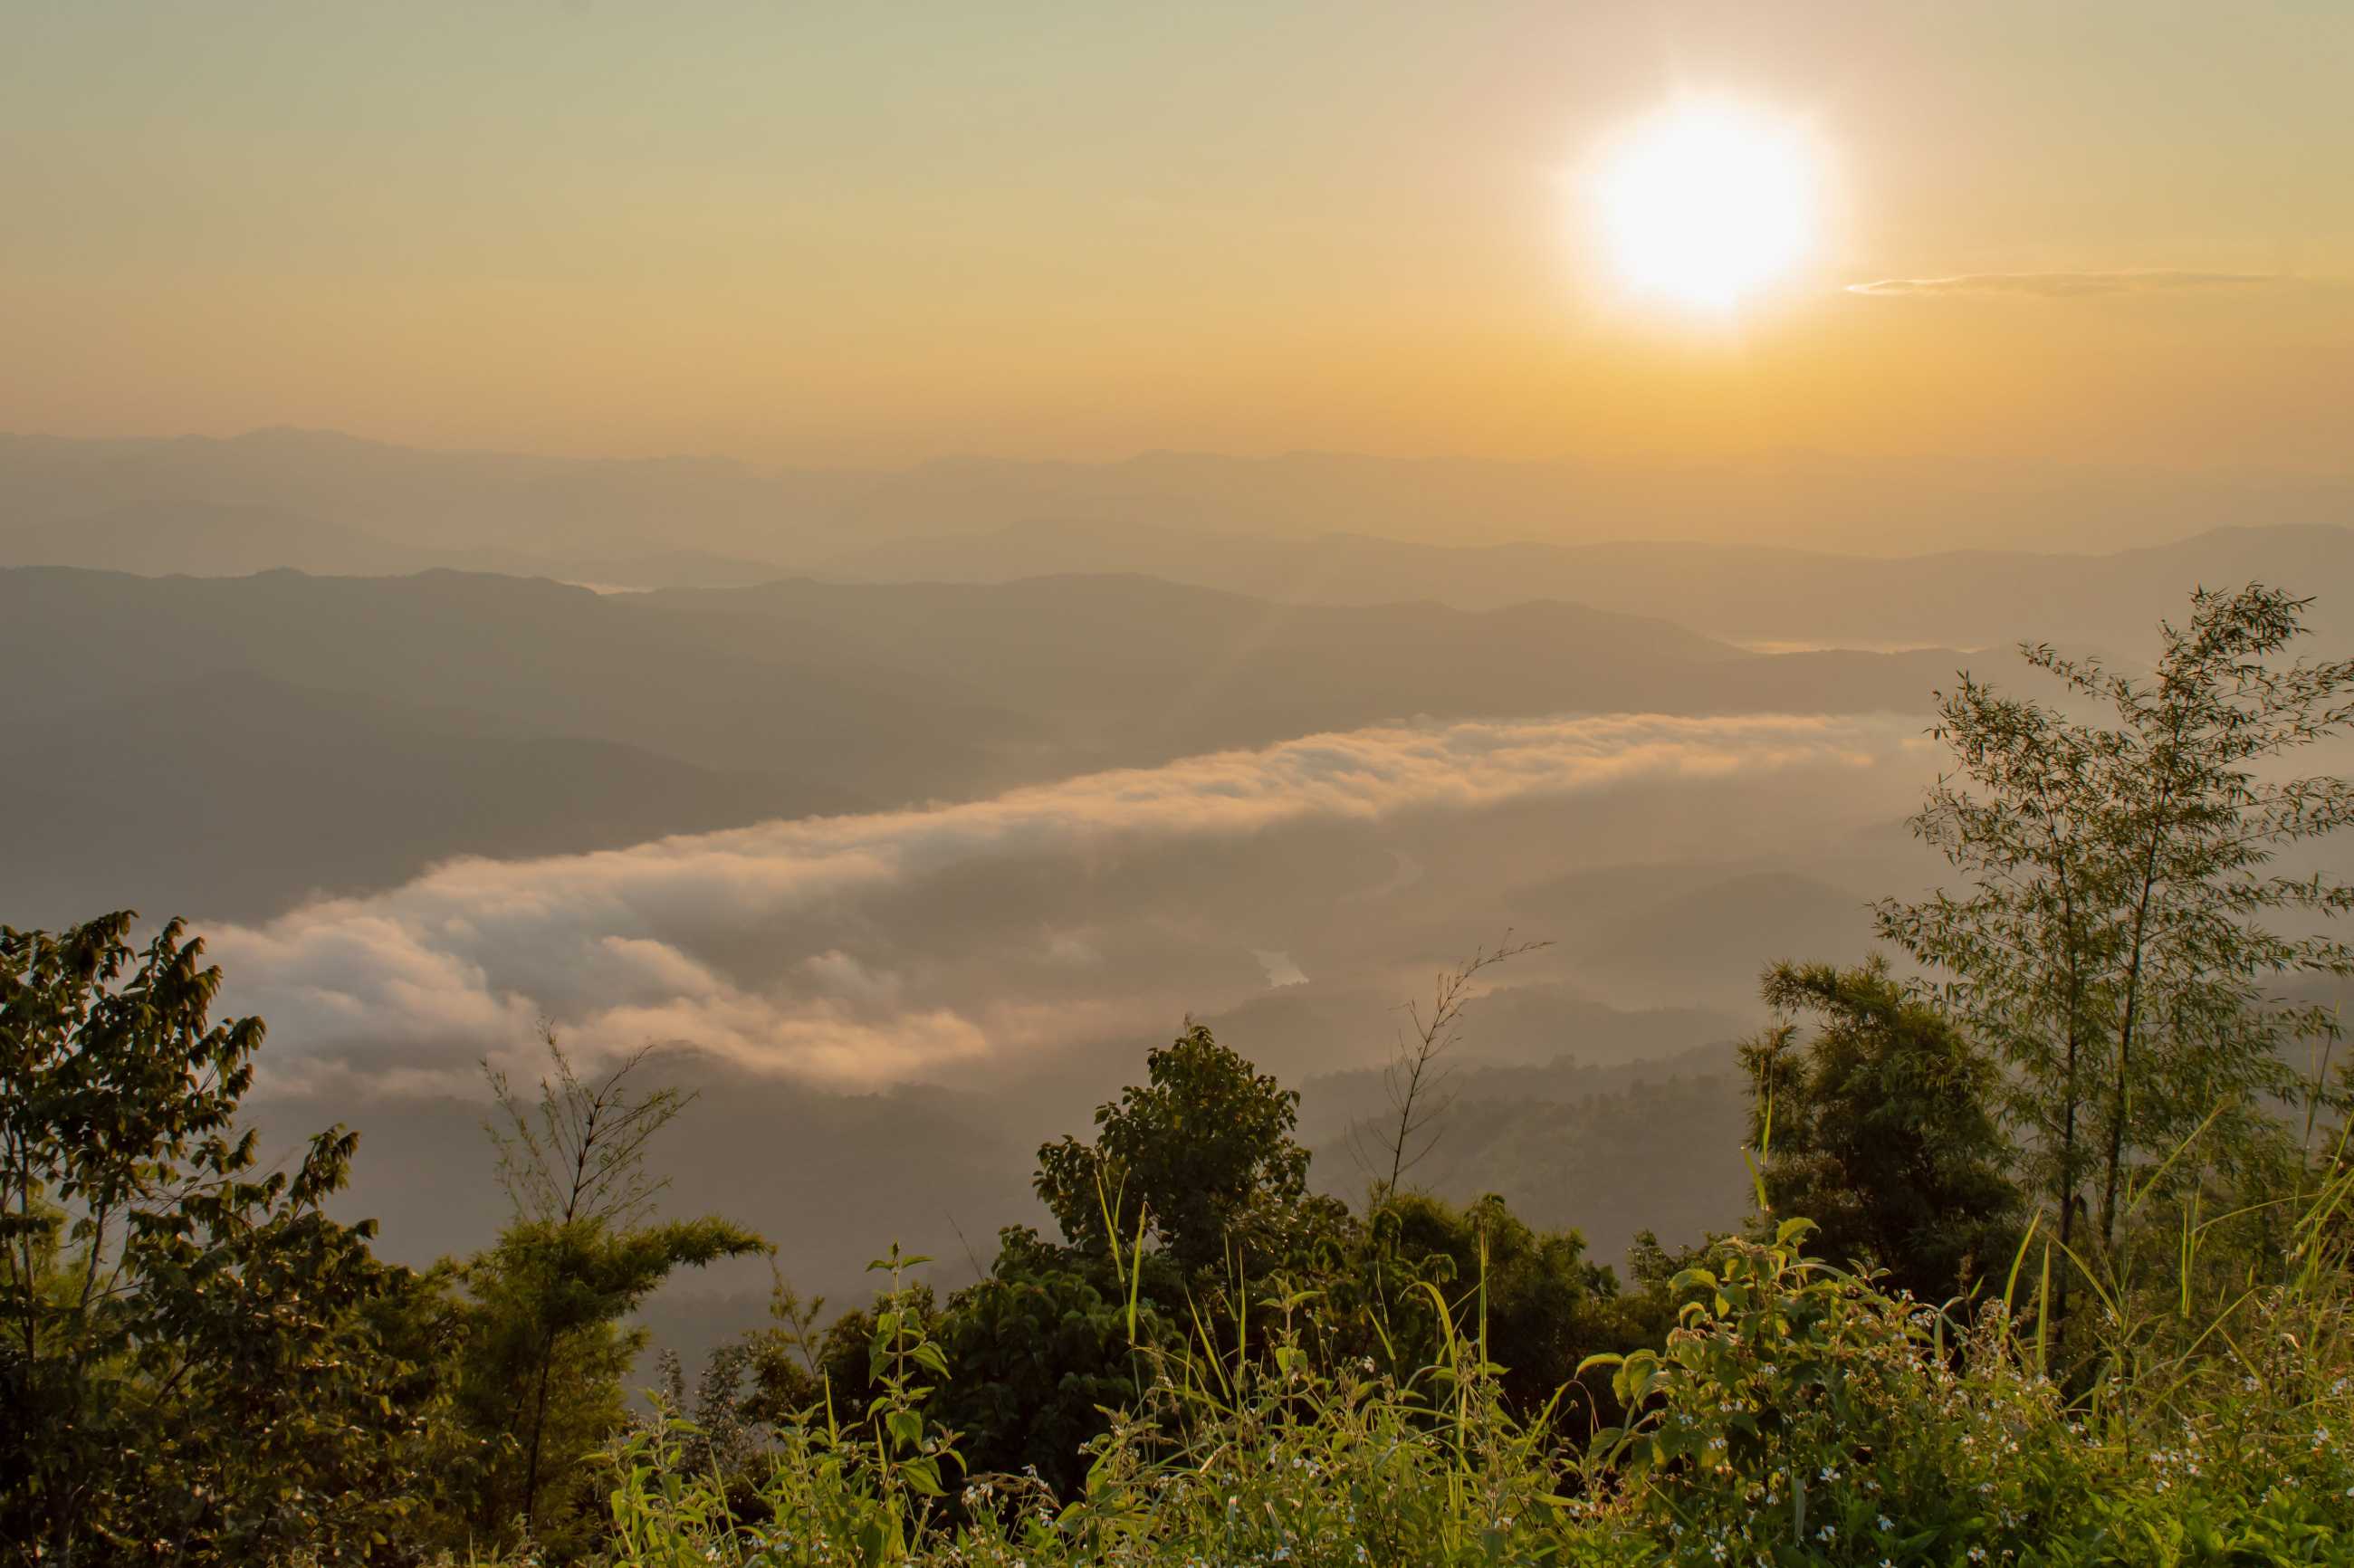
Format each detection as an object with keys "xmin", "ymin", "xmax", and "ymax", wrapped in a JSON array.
[{"xmin": 579, "ymin": 1154, "xmax": 2354, "ymax": 1568}]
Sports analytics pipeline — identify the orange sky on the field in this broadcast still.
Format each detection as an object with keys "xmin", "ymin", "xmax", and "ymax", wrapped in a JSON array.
[{"xmin": 5, "ymin": 1, "xmax": 2349, "ymax": 471}]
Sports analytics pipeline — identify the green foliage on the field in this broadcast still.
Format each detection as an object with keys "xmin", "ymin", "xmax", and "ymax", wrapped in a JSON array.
[
  {"xmin": 1354, "ymin": 1190, "xmax": 1639, "ymax": 1422},
  {"xmin": 438, "ymin": 1035, "xmax": 767, "ymax": 1557},
  {"xmin": 856, "ymin": 1246, "xmax": 967, "ymax": 1520},
  {"xmin": 590, "ymin": 1171, "xmax": 2354, "ymax": 1568},
  {"xmin": 783, "ymin": 1040, "xmax": 1636, "ymax": 1510},
  {"xmin": 1877, "ymin": 582, "xmax": 2354, "ymax": 1355},
  {"xmin": 443, "ymin": 1215, "xmax": 764, "ymax": 1554},
  {"xmin": 1742, "ymin": 958, "xmax": 2022, "ymax": 1302},
  {"xmin": 21, "ymin": 582, "xmax": 2354, "ymax": 1567},
  {"xmin": 599, "ymin": 1254, "xmax": 1619, "ymax": 1568},
  {"xmin": 926, "ymin": 1225, "xmax": 1183, "ymax": 1496},
  {"xmin": 0, "ymin": 913, "xmax": 432, "ymax": 1565},
  {"xmin": 736, "ymin": 1272, "xmax": 834, "ymax": 1428},
  {"xmin": 1588, "ymin": 1220, "xmax": 2100, "ymax": 1563},
  {"xmin": 1035, "ymin": 1022, "xmax": 1324, "ymax": 1275}
]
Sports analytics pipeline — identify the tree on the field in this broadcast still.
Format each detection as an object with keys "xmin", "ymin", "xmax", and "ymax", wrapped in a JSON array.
[
  {"xmin": 1034, "ymin": 1021, "xmax": 1330, "ymax": 1275},
  {"xmin": 737, "ymin": 1269, "xmax": 832, "ymax": 1428},
  {"xmin": 1877, "ymin": 584, "xmax": 2354, "ymax": 1338},
  {"xmin": 793, "ymin": 1027, "xmax": 1341, "ymax": 1506},
  {"xmin": 0, "ymin": 913, "xmax": 430, "ymax": 1565},
  {"xmin": 926, "ymin": 1225, "xmax": 1185, "ymax": 1496},
  {"xmin": 448, "ymin": 1032, "xmax": 765, "ymax": 1554},
  {"xmin": 1741, "ymin": 958, "xmax": 2020, "ymax": 1302},
  {"xmin": 1348, "ymin": 935, "xmax": 1548, "ymax": 1193},
  {"xmin": 1355, "ymin": 1190, "xmax": 1634, "ymax": 1423}
]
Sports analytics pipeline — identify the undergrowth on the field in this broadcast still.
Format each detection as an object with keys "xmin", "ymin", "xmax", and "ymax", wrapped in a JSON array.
[{"xmin": 470, "ymin": 1138, "xmax": 2354, "ymax": 1568}]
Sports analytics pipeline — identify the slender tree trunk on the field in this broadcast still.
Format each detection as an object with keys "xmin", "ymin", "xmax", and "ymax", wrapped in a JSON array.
[
  {"xmin": 2100, "ymin": 904, "xmax": 2158, "ymax": 1252},
  {"xmin": 521, "ymin": 1320, "xmax": 560, "ymax": 1535},
  {"xmin": 2100, "ymin": 745, "xmax": 2177, "ymax": 1255},
  {"xmin": 1384, "ymin": 1050, "xmax": 1424, "ymax": 1194},
  {"xmin": 2053, "ymin": 1043, "xmax": 2078, "ymax": 1353},
  {"xmin": 2048, "ymin": 848, "xmax": 2088, "ymax": 1360},
  {"xmin": 2096, "ymin": 999, "xmax": 2138, "ymax": 1252},
  {"xmin": 522, "ymin": 1103, "xmax": 598, "ymax": 1536}
]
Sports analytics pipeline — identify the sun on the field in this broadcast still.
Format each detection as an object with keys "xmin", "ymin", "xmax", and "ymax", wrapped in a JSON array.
[{"xmin": 1588, "ymin": 98, "xmax": 1822, "ymax": 313}]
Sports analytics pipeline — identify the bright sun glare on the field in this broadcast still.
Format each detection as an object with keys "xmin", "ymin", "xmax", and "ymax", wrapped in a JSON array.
[{"xmin": 1590, "ymin": 99, "xmax": 1821, "ymax": 313}]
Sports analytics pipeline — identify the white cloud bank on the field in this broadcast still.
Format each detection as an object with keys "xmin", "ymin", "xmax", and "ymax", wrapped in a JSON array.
[{"xmin": 213, "ymin": 712, "xmax": 1919, "ymax": 1095}]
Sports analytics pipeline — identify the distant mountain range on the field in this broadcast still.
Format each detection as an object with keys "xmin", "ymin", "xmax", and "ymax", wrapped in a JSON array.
[
  {"xmin": 6, "ymin": 671, "xmax": 843, "ymax": 923},
  {"xmin": 5, "ymin": 426, "xmax": 2349, "ymax": 565},
  {"xmin": 812, "ymin": 520, "xmax": 2354, "ymax": 654},
  {"xmin": 18, "ymin": 428, "xmax": 2333, "ymax": 1379},
  {"xmin": 0, "ymin": 565, "xmax": 1949, "ymax": 924},
  {"xmin": 6, "ymin": 430, "xmax": 2346, "ymax": 655}
]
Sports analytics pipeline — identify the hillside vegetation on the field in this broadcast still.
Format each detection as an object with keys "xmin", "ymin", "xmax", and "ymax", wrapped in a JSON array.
[{"xmin": 5, "ymin": 583, "xmax": 2353, "ymax": 1566}]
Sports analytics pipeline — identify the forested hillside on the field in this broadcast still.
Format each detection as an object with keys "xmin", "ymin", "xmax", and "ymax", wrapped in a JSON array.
[
  {"xmin": 7, "ymin": 582, "xmax": 2352, "ymax": 1565},
  {"xmin": 0, "ymin": 564, "xmax": 1947, "ymax": 923},
  {"xmin": 13, "ymin": 0, "xmax": 2350, "ymax": 1558}
]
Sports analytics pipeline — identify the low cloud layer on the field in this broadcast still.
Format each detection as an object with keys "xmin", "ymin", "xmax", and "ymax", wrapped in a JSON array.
[
  {"xmin": 211, "ymin": 712, "xmax": 1922, "ymax": 1096},
  {"xmin": 1846, "ymin": 270, "xmax": 2282, "ymax": 298}
]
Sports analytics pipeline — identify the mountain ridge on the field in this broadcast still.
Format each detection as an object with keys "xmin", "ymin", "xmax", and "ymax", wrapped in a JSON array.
[{"xmin": 7, "ymin": 426, "xmax": 2349, "ymax": 561}]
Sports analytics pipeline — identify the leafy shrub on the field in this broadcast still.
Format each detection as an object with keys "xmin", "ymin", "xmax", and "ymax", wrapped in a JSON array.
[
  {"xmin": 1589, "ymin": 1219, "xmax": 2095, "ymax": 1564},
  {"xmin": 578, "ymin": 1169, "xmax": 2354, "ymax": 1568}
]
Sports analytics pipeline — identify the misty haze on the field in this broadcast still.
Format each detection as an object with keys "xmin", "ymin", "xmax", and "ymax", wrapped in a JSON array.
[{"xmin": 7, "ymin": 5, "xmax": 2353, "ymax": 1563}]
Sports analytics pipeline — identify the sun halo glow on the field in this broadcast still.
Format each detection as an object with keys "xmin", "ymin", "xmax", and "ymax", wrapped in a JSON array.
[{"xmin": 1588, "ymin": 99, "xmax": 1822, "ymax": 315}]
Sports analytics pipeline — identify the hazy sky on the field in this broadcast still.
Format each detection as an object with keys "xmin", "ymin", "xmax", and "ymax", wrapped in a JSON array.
[{"xmin": 5, "ymin": 1, "xmax": 2349, "ymax": 468}]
